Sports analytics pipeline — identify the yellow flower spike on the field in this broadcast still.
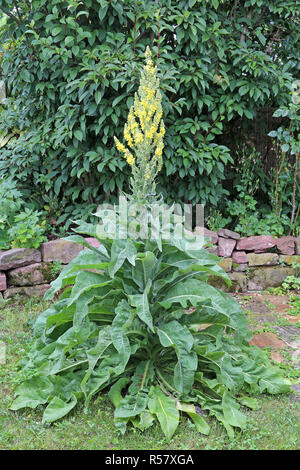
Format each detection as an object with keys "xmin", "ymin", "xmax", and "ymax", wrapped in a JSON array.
[{"xmin": 114, "ymin": 46, "xmax": 165, "ymax": 200}]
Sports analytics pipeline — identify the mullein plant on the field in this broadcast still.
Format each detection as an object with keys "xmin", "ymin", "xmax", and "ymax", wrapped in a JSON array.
[{"xmin": 10, "ymin": 49, "xmax": 291, "ymax": 441}]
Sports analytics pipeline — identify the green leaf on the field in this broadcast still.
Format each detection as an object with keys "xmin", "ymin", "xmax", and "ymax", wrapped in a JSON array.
[
  {"xmin": 129, "ymin": 291, "xmax": 154, "ymax": 333},
  {"xmin": 108, "ymin": 239, "xmax": 137, "ymax": 278},
  {"xmin": 131, "ymin": 410, "xmax": 155, "ymax": 431},
  {"xmin": 218, "ymin": 355, "xmax": 244, "ymax": 391},
  {"xmin": 259, "ymin": 369, "xmax": 291, "ymax": 394},
  {"xmin": 74, "ymin": 129, "xmax": 83, "ymax": 141},
  {"xmin": 42, "ymin": 394, "xmax": 77, "ymax": 424},
  {"xmin": 10, "ymin": 376, "xmax": 53, "ymax": 410},
  {"xmin": 158, "ymin": 320, "xmax": 197, "ymax": 394},
  {"xmin": 81, "ymin": 326, "xmax": 113, "ymax": 392},
  {"xmin": 132, "ymin": 251, "xmax": 157, "ymax": 290},
  {"xmin": 115, "ymin": 391, "xmax": 148, "ymax": 418},
  {"xmin": 148, "ymin": 386, "xmax": 179, "ymax": 442},
  {"xmin": 255, "ymin": 31, "xmax": 266, "ymax": 46},
  {"xmin": 108, "ymin": 377, "xmax": 131, "ymax": 408},
  {"xmin": 222, "ymin": 391, "xmax": 247, "ymax": 429},
  {"xmin": 281, "ymin": 143, "xmax": 290, "ymax": 152},
  {"xmin": 159, "ymin": 279, "xmax": 251, "ymax": 342},
  {"xmin": 68, "ymin": 271, "xmax": 112, "ymax": 306},
  {"xmin": 72, "ymin": 45, "xmax": 79, "ymax": 55},
  {"xmin": 237, "ymin": 396, "xmax": 260, "ymax": 410},
  {"xmin": 52, "ymin": 26, "xmax": 62, "ymax": 36},
  {"xmin": 44, "ymin": 249, "xmax": 109, "ymax": 300},
  {"xmin": 176, "ymin": 402, "xmax": 210, "ymax": 435},
  {"xmin": 111, "ymin": 300, "xmax": 132, "ymax": 364}
]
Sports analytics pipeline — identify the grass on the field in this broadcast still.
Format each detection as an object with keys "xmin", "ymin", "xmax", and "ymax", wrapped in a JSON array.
[{"xmin": 0, "ymin": 296, "xmax": 299, "ymax": 451}]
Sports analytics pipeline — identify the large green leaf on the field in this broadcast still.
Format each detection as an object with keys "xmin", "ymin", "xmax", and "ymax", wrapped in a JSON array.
[
  {"xmin": 44, "ymin": 249, "xmax": 110, "ymax": 300},
  {"xmin": 132, "ymin": 251, "xmax": 158, "ymax": 291},
  {"xmin": 129, "ymin": 291, "xmax": 154, "ymax": 332},
  {"xmin": 159, "ymin": 279, "xmax": 251, "ymax": 341},
  {"xmin": 258, "ymin": 369, "xmax": 291, "ymax": 394},
  {"xmin": 62, "ymin": 234, "xmax": 107, "ymax": 256},
  {"xmin": 148, "ymin": 386, "xmax": 179, "ymax": 442},
  {"xmin": 159, "ymin": 250, "xmax": 229, "ymax": 284},
  {"xmin": 217, "ymin": 355, "xmax": 244, "ymax": 392},
  {"xmin": 222, "ymin": 391, "xmax": 247, "ymax": 430},
  {"xmin": 159, "ymin": 278, "xmax": 211, "ymax": 308},
  {"xmin": 114, "ymin": 391, "xmax": 148, "ymax": 419},
  {"xmin": 108, "ymin": 378, "xmax": 131, "ymax": 408},
  {"xmin": 80, "ymin": 326, "xmax": 113, "ymax": 393},
  {"xmin": 42, "ymin": 394, "xmax": 77, "ymax": 424},
  {"xmin": 10, "ymin": 376, "xmax": 53, "ymax": 410},
  {"xmin": 108, "ymin": 239, "xmax": 137, "ymax": 277},
  {"xmin": 176, "ymin": 402, "xmax": 210, "ymax": 435},
  {"xmin": 67, "ymin": 271, "xmax": 113, "ymax": 306},
  {"xmin": 111, "ymin": 300, "xmax": 133, "ymax": 364},
  {"xmin": 108, "ymin": 377, "xmax": 131, "ymax": 434},
  {"xmin": 158, "ymin": 320, "xmax": 197, "ymax": 394}
]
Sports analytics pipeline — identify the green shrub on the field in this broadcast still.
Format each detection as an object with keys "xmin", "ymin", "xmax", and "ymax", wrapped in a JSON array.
[
  {"xmin": 0, "ymin": 177, "xmax": 48, "ymax": 249},
  {"xmin": 8, "ymin": 207, "xmax": 48, "ymax": 249}
]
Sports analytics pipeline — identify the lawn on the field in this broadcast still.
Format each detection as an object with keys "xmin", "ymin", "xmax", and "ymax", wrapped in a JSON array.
[{"xmin": 0, "ymin": 295, "xmax": 299, "ymax": 451}]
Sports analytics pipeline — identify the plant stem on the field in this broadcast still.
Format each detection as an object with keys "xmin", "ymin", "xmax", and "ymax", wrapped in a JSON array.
[{"xmin": 156, "ymin": 368, "xmax": 180, "ymax": 395}]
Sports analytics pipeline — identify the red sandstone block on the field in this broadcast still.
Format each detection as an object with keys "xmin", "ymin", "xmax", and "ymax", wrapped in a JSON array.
[
  {"xmin": 232, "ymin": 251, "xmax": 248, "ymax": 264},
  {"xmin": 0, "ymin": 248, "xmax": 41, "ymax": 271},
  {"xmin": 275, "ymin": 236, "xmax": 295, "ymax": 255},
  {"xmin": 41, "ymin": 239, "xmax": 82, "ymax": 264},
  {"xmin": 236, "ymin": 235, "xmax": 275, "ymax": 252},
  {"xmin": 218, "ymin": 238, "xmax": 236, "ymax": 257},
  {"xmin": 217, "ymin": 228, "xmax": 240, "ymax": 240}
]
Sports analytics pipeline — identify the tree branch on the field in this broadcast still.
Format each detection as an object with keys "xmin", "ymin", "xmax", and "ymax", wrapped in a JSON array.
[
  {"xmin": 239, "ymin": 9, "xmax": 252, "ymax": 44},
  {"xmin": 0, "ymin": 6, "xmax": 21, "ymax": 23}
]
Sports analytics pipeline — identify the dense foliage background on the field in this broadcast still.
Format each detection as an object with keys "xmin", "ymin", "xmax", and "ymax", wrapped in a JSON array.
[{"xmin": 0, "ymin": 0, "xmax": 299, "ymax": 237}]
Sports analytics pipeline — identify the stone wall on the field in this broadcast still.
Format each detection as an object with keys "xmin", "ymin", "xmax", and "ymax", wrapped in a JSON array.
[
  {"xmin": 0, "ymin": 238, "xmax": 100, "ymax": 300},
  {"xmin": 0, "ymin": 232, "xmax": 299, "ymax": 298},
  {"xmin": 204, "ymin": 228, "xmax": 300, "ymax": 293}
]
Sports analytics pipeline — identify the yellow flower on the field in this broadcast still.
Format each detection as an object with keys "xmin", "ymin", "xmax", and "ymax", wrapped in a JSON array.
[
  {"xmin": 126, "ymin": 154, "xmax": 135, "ymax": 166},
  {"xmin": 114, "ymin": 137, "xmax": 126, "ymax": 154},
  {"xmin": 134, "ymin": 131, "xmax": 143, "ymax": 145}
]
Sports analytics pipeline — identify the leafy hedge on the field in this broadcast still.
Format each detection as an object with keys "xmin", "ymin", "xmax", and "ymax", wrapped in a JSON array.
[{"xmin": 0, "ymin": 0, "xmax": 299, "ymax": 219}]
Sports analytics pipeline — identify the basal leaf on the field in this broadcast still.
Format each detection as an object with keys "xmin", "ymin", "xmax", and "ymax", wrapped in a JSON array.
[
  {"xmin": 176, "ymin": 402, "xmax": 210, "ymax": 435},
  {"xmin": 158, "ymin": 320, "xmax": 197, "ymax": 394},
  {"xmin": 132, "ymin": 251, "xmax": 157, "ymax": 291},
  {"xmin": 10, "ymin": 376, "xmax": 53, "ymax": 410},
  {"xmin": 108, "ymin": 239, "xmax": 137, "ymax": 278},
  {"xmin": 108, "ymin": 377, "xmax": 131, "ymax": 408},
  {"xmin": 222, "ymin": 391, "xmax": 247, "ymax": 429},
  {"xmin": 80, "ymin": 326, "xmax": 113, "ymax": 392},
  {"xmin": 237, "ymin": 396, "xmax": 260, "ymax": 410},
  {"xmin": 44, "ymin": 249, "xmax": 109, "ymax": 300},
  {"xmin": 114, "ymin": 391, "xmax": 148, "ymax": 419},
  {"xmin": 129, "ymin": 291, "xmax": 154, "ymax": 332},
  {"xmin": 111, "ymin": 300, "xmax": 133, "ymax": 364},
  {"xmin": 148, "ymin": 386, "xmax": 179, "ymax": 442},
  {"xmin": 42, "ymin": 394, "xmax": 77, "ymax": 424},
  {"xmin": 258, "ymin": 369, "xmax": 291, "ymax": 394},
  {"xmin": 67, "ymin": 271, "xmax": 113, "ymax": 306}
]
